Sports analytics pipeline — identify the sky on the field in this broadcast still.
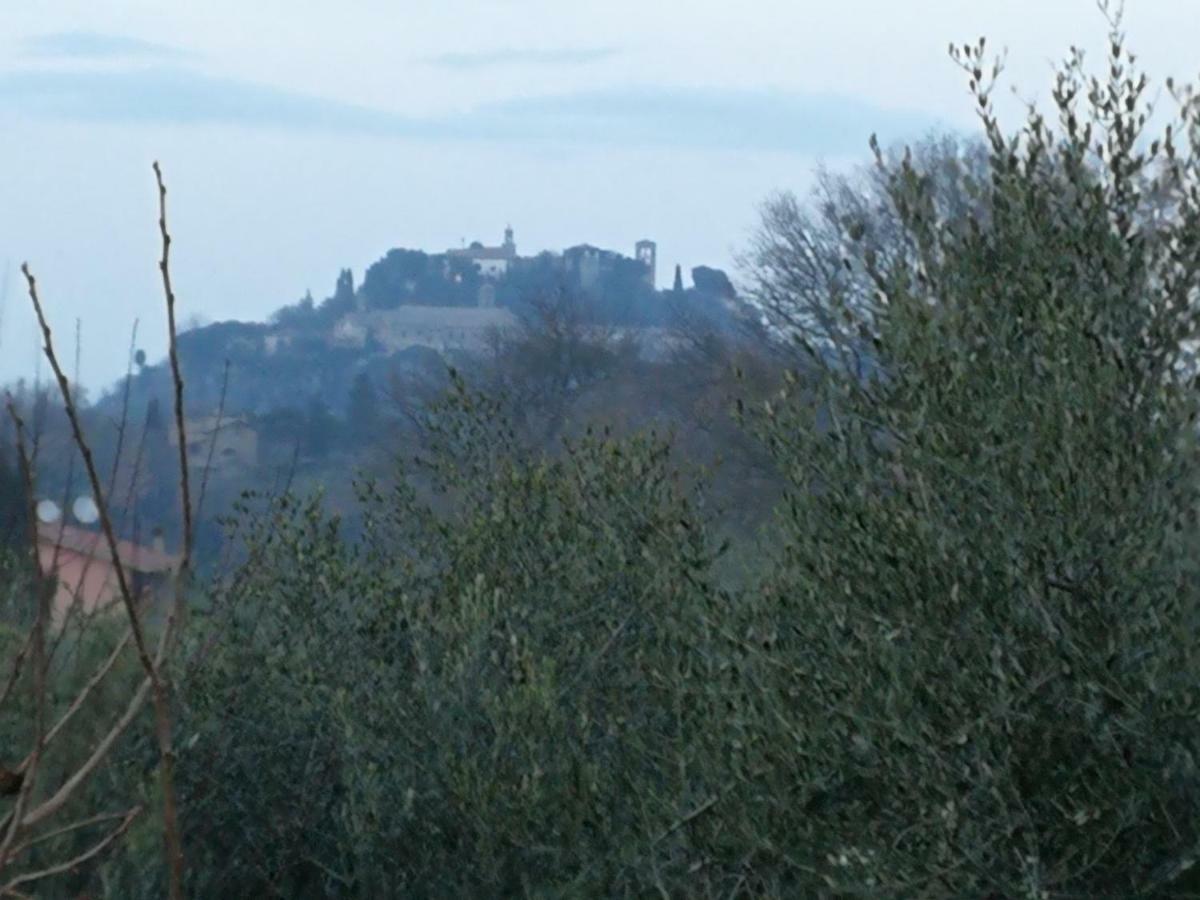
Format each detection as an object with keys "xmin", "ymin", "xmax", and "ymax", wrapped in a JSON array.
[{"xmin": 0, "ymin": 0, "xmax": 1195, "ymax": 390}]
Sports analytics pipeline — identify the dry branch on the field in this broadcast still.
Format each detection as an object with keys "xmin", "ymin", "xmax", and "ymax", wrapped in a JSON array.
[
  {"xmin": 0, "ymin": 162, "xmax": 192, "ymax": 899},
  {"xmin": 152, "ymin": 159, "xmax": 189, "ymax": 900},
  {"xmin": 22, "ymin": 630, "xmax": 133, "ymax": 766},
  {"xmin": 0, "ymin": 806, "xmax": 142, "ymax": 896}
]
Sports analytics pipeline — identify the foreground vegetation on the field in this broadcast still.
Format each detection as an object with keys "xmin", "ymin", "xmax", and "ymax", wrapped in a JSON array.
[{"xmin": 4, "ymin": 12, "xmax": 1200, "ymax": 897}]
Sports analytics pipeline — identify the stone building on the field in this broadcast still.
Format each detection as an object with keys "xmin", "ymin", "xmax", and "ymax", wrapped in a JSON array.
[
  {"xmin": 332, "ymin": 305, "xmax": 517, "ymax": 354},
  {"xmin": 446, "ymin": 226, "xmax": 517, "ymax": 279},
  {"xmin": 170, "ymin": 415, "xmax": 259, "ymax": 476},
  {"xmin": 635, "ymin": 239, "xmax": 657, "ymax": 288}
]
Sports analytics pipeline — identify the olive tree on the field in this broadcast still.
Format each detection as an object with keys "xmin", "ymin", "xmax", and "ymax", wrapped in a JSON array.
[
  {"xmin": 154, "ymin": 377, "xmax": 734, "ymax": 897},
  {"xmin": 740, "ymin": 11, "xmax": 1200, "ymax": 896}
]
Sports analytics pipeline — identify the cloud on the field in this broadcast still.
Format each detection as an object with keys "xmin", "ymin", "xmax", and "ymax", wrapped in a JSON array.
[
  {"xmin": 0, "ymin": 68, "xmax": 396, "ymax": 133},
  {"xmin": 21, "ymin": 30, "xmax": 188, "ymax": 61},
  {"xmin": 474, "ymin": 87, "xmax": 940, "ymax": 154},
  {"xmin": 423, "ymin": 47, "xmax": 620, "ymax": 69},
  {"xmin": 0, "ymin": 65, "xmax": 940, "ymax": 155}
]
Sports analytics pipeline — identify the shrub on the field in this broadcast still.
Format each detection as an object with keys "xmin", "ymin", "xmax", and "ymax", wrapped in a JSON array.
[{"xmin": 160, "ymin": 380, "xmax": 733, "ymax": 897}]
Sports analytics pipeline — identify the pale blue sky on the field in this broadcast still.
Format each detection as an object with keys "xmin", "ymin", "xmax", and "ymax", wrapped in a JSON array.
[{"xmin": 0, "ymin": 0, "xmax": 1194, "ymax": 389}]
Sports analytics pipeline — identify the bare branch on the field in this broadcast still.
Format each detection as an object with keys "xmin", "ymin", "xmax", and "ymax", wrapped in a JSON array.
[
  {"xmin": 194, "ymin": 358, "xmax": 230, "ymax": 525},
  {"xmin": 19, "ymin": 676, "xmax": 152, "ymax": 830},
  {"xmin": 0, "ymin": 626, "xmax": 32, "ymax": 711},
  {"xmin": 1, "ymin": 806, "xmax": 142, "ymax": 895},
  {"xmin": 154, "ymin": 162, "xmax": 193, "ymax": 568},
  {"xmin": 6, "ymin": 610, "xmax": 169, "ymax": 835},
  {"xmin": 4, "ymin": 164, "xmax": 192, "ymax": 898},
  {"xmin": 151, "ymin": 159, "xmax": 188, "ymax": 900},
  {"xmin": 106, "ymin": 319, "xmax": 140, "ymax": 498},
  {"xmin": 4, "ymin": 808, "xmax": 137, "ymax": 863},
  {"xmin": 20, "ymin": 262, "xmax": 158, "ymax": 675},
  {"xmin": 21, "ymin": 630, "xmax": 133, "ymax": 766}
]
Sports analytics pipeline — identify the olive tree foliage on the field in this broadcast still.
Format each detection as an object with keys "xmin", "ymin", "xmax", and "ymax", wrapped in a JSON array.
[
  {"xmin": 141, "ymin": 377, "xmax": 741, "ymax": 898},
  {"xmin": 739, "ymin": 14, "xmax": 1200, "ymax": 897}
]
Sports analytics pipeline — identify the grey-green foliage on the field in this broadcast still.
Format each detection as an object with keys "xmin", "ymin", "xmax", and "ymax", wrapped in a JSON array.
[
  {"xmin": 86, "ymin": 17, "xmax": 1200, "ymax": 900},
  {"xmin": 738, "ymin": 25, "xmax": 1200, "ymax": 897},
  {"xmin": 0, "ymin": 451, "xmax": 25, "ymax": 551},
  {"xmin": 149, "ymin": 378, "xmax": 734, "ymax": 898}
]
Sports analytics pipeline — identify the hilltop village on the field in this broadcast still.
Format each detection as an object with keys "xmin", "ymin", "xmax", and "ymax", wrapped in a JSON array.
[
  {"xmin": 133, "ymin": 228, "xmax": 745, "ymax": 417},
  {"xmin": 79, "ymin": 230, "xmax": 753, "ymax": 549}
]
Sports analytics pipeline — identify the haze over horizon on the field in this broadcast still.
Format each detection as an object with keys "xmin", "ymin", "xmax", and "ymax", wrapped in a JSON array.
[{"xmin": 0, "ymin": 0, "xmax": 1193, "ymax": 390}]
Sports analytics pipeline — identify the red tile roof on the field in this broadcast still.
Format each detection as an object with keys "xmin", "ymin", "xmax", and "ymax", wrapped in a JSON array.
[{"xmin": 37, "ymin": 522, "xmax": 179, "ymax": 574}]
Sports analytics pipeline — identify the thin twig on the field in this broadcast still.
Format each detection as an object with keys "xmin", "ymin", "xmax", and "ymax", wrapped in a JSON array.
[
  {"xmin": 0, "ymin": 806, "xmax": 141, "ymax": 895},
  {"xmin": 151, "ymin": 159, "xmax": 189, "ymax": 900},
  {"xmin": 107, "ymin": 319, "xmax": 140, "ymax": 500},
  {"xmin": 9, "ymin": 162, "xmax": 191, "ymax": 898},
  {"xmin": 19, "ymin": 630, "xmax": 133, "ymax": 768},
  {"xmin": 652, "ymin": 794, "xmax": 720, "ymax": 848},
  {"xmin": 18, "ymin": 676, "xmax": 152, "ymax": 830},
  {"xmin": 21, "ymin": 262, "xmax": 158, "ymax": 679},
  {"xmin": 3, "ymin": 808, "xmax": 136, "ymax": 862},
  {"xmin": 8, "ymin": 618, "xmax": 172, "ymax": 835},
  {"xmin": 194, "ymin": 358, "xmax": 230, "ymax": 525},
  {"xmin": 155, "ymin": 162, "xmax": 193, "ymax": 564},
  {"xmin": 117, "ymin": 405, "xmax": 151, "ymax": 537}
]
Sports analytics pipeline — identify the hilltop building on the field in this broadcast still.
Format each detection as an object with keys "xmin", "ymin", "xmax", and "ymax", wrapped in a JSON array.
[
  {"xmin": 563, "ymin": 244, "xmax": 622, "ymax": 292},
  {"xmin": 333, "ymin": 305, "xmax": 517, "ymax": 354},
  {"xmin": 446, "ymin": 226, "xmax": 517, "ymax": 279},
  {"xmin": 331, "ymin": 228, "xmax": 668, "ymax": 358},
  {"xmin": 635, "ymin": 240, "xmax": 657, "ymax": 288},
  {"xmin": 169, "ymin": 415, "xmax": 259, "ymax": 476},
  {"xmin": 445, "ymin": 227, "xmax": 656, "ymax": 291}
]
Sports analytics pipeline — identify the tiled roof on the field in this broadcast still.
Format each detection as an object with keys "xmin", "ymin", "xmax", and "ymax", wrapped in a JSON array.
[{"xmin": 37, "ymin": 522, "xmax": 179, "ymax": 574}]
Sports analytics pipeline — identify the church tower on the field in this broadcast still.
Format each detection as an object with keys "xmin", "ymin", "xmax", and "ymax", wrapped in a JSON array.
[
  {"xmin": 503, "ymin": 225, "xmax": 516, "ymax": 257},
  {"xmin": 635, "ymin": 239, "xmax": 657, "ymax": 288}
]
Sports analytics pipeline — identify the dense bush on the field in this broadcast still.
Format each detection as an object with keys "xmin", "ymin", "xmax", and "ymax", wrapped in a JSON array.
[
  {"xmin": 0, "ymin": 451, "xmax": 25, "ymax": 552},
  {"xmin": 125, "ymin": 381, "xmax": 734, "ymax": 897}
]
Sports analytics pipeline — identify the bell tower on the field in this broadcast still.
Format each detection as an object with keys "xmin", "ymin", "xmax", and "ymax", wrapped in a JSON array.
[{"xmin": 635, "ymin": 239, "xmax": 657, "ymax": 288}]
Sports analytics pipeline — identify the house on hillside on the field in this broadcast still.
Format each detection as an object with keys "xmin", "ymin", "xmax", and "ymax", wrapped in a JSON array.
[
  {"xmin": 37, "ymin": 522, "xmax": 179, "ymax": 624},
  {"xmin": 169, "ymin": 416, "xmax": 258, "ymax": 476}
]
